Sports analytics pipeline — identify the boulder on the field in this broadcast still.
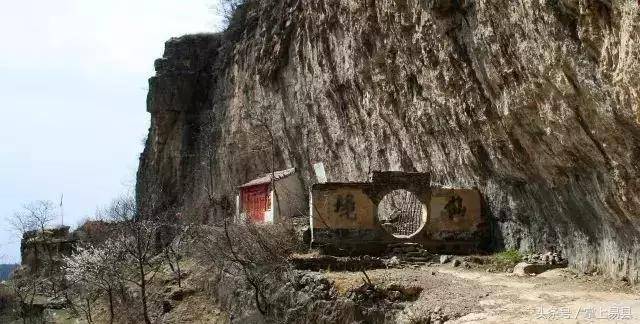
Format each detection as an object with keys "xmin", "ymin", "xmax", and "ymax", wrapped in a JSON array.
[
  {"xmin": 386, "ymin": 256, "xmax": 401, "ymax": 267},
  {"xmin": 439, "ymin": 255, "xmax": 451, "ymax": 264},
  {"xmin": 513, "ymin": 262, "xmax": 566, "ymax": 276}
]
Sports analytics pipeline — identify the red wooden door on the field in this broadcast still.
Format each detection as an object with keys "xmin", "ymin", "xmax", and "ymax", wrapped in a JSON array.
[{"xmin": 241, "ymin": 184, "xmax": 270, "ymax": 223}]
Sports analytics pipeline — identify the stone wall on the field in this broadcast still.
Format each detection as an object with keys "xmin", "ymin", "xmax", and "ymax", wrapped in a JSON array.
[{"xmin": 310, "ymin": 173, "xmax": 484, "ymax": 253}]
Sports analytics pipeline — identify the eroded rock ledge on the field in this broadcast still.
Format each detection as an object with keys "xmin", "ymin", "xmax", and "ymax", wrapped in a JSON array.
[{"xmin": 137, "ymin": 0, "xmax": 640, "ymax": 281}]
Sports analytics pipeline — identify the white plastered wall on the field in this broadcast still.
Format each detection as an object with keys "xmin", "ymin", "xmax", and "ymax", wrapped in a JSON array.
[{"xmin": 272, "ymin": 174, "xmax": 306, "ymax": 223}]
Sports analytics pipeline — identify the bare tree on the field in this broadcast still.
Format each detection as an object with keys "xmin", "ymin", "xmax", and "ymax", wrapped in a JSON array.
[
  {"xmin": 6, "ymin": 270, "xmax": 44, "ymax": 324},
  {"xmin": 161, "ymin": 225, "xmax": 189, "ymax": 288},
  {"xmin": 105, "ymin": 194, "xmax": 161, "ymax": 324},
  {"xmin": 7, "ymin": 200, "xmax": 64, "ymax": 296},
  {"xmin": 115, "ymin": 221, "xmax": 161, "ymax": 324},
  {"xmin": 212, "ymin": 0, "xmax": 250, "ymax": 27},
  {"xmin": 65, "ymin": 282, "xmax": 99, "ymax": 324},
  {"xmin": 8, "ymin": 200, "xmax": 57, "ymax": 239},
  {"xmin": 201, "ymin": 110, "xmax": 222, "ymax": 221},
  {"xmin": 103, "ymin": 194, "xmax": 137, "ymax": 222},
  {"xmin": 194, "ymin": 217, "xmax": 299, "ymax": 316}
]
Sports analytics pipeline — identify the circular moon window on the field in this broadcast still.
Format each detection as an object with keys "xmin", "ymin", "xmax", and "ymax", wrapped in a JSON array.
[{"xmin": 377, "ymin": 189, "xmax": 427, "ymax": 238}]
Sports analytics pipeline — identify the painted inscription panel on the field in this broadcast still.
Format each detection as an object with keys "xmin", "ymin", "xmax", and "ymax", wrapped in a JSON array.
[{"xmin": 312, "ymin": 187, "xmax": 376, "ymax": 229}]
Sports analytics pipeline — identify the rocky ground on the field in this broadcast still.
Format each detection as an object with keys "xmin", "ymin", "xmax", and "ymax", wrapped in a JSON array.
[
  {"xmin": 322, "ymin": 261, "xmax": 639, "ymax": 323},
  {"xmin": 41, "ymin": 254, "xmax": 638, "ymax": 323},
  {"xmin": 442, "ymin": 267, "xmax": 639, "ymax": 323},
  {"xmin": 153, "ymin": 253, "xmax": 639, "ymax": 323},
  {"xmin": 323, "ymin": 266, "xmax": 490, "ymax": 323}
]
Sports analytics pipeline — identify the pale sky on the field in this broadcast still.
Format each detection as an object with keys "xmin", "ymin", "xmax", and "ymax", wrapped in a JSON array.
[{"xmin": 0, "ymin": 0, "xmax": 222, "ymax": 263}]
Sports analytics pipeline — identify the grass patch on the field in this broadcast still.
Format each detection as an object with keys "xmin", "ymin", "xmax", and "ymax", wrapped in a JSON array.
[{"xmin": 494, "ymin": 249, "xmax": 523, "ymax": 266}]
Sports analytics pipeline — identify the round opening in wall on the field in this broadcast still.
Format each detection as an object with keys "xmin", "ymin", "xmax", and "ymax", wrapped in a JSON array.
[{"xmin": 377, "ymin": 189, "xmax": 427, "ymax": 238}]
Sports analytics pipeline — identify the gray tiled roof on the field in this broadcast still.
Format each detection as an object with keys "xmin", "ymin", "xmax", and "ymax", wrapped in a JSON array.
[{"xmin": 239, "ymin": 167, "xmax": 296, "ymax": 188}]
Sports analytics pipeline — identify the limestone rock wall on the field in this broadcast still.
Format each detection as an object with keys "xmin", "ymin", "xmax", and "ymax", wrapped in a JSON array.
[{"xmin": 137, "ymin": 0, "xmax": 640, "ymax": 281}]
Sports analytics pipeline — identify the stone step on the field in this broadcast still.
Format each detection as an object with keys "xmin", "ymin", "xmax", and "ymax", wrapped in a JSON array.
[{"xmin": 404, "ymin": 256, "xmax": 432, "ymax": 263}]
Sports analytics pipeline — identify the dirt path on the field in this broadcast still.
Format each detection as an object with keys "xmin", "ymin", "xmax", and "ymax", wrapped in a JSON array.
[
  {"xmin": 438, "ymin": 267, "xmax": 640, "ymax": 324},
  {"xmin": 323, "ymin": 265, "xmax": 639, "ymax": 323}
]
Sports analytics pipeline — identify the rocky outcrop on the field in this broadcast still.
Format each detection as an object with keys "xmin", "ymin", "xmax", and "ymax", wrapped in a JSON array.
[
  {"xmin": 207, "ymin": 269, "xmax": 420, "ymax": 323},
  {"xmin": 20, "ymin": 226, "xmax": 75, "ymax": 272},
  {"xmin": 137, "ymin": 0, "xmax": 640, "ymax": 281}
]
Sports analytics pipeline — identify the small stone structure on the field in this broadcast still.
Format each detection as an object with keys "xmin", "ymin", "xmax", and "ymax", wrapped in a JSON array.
[
  {"xmin": 310, "ymin": 172, "xmax": 486, "ymax": 254},
  {"xmin": 236, "ymin": 168, "xmax": 306, "ymax": 224},
  {"xmin": 21, "ymin": 226, "xmax": 76, "ymax": 272}
]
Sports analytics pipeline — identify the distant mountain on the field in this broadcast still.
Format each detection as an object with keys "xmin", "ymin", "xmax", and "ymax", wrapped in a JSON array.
[{"xmin": 0, "ymin": 264, "xmax": 18, "ymax": 280}]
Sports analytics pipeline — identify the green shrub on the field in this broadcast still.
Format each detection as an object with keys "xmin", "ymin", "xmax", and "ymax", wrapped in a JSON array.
[{"xmin": 495, "ymin": 249, "xmax": 523, "ymax": 265}]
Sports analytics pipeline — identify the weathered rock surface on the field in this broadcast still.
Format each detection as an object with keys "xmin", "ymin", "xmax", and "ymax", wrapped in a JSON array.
[
  {"xmin": 207, "ymin": 269, "xmax": 415, "ymax": 323},
  {"xmin": 452, "ymin": 259, "xmax": 462, "ymax": 267},
  {"xmin": 137, "ymin": 0, "xmax": 640, "ymax": 281},
  {"xmin": 525, "ymin": 251, "xmax": 567, "ymax": 265},
  {"xmin": 21, "ymin": 226, "xmax": 75, "ymax": 272}
]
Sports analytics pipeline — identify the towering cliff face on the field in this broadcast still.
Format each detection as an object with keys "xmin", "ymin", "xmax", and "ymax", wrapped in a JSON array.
[{"xmin": 138, "ymin": 0, "xmax": 640, "ymax": 281}]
